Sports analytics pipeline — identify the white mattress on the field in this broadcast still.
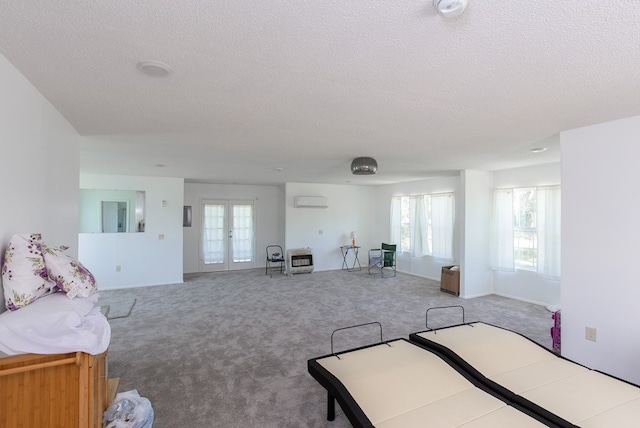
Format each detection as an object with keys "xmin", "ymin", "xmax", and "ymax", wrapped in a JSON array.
[
  {"xmin": 316, "ymin": 339, "xmax": 545, "ymax": 427},
  {"xmin": 415, "ymin": 323, "xmax": 640, "ymax": 427}
]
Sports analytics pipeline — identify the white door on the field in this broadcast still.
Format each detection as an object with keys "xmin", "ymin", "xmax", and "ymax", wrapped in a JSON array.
[
  {"xmin": 200, "ymin": 200, "xmax": 255, "ymax": 272},
  {"xmin": 102, "ymin": 201, "xmax": 128, "ymax": 233}
]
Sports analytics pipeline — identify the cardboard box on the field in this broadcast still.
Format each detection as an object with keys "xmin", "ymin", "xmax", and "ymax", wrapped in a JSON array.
[{"xmin": 440, "ymin": 265, "xmax": 460, "ymax": 296}]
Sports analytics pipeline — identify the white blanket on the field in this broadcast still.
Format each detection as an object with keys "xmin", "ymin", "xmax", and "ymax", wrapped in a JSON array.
[{"xmin": 0, "ymin": 292, "xmax": 110, "ymax": 356}]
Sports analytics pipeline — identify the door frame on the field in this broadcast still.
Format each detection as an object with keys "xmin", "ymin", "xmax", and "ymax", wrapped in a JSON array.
[{"xmin": 199, "ymin": 199, "xmax": 255, "ymax": 272}]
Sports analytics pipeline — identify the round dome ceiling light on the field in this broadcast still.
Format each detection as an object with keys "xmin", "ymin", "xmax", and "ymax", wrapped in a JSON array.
[
  {"xmin": 137, "ymin": 60, "xmax": 172, "ymax": 77},
  {"xmin": 351, "ymin": 157, "xmax": 378, "ymax": 175},
  {"xmin": 433, "ymin": 0, "xmax": 468, "ymax": 17}
]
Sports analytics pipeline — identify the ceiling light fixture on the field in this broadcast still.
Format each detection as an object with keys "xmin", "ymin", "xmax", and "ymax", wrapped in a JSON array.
[
  {"xmin": 137, "ymin": 60, "xmax": 172, "ymax": 77},
  {"xmin": 530, "ymin": 147, "xmax": 548, "ymax": 153},
  {"xmin": 433, "ymin": 0, "xmax": 468, "ymax": 17},
  {"xmin": 351, "ymin": 157, "xmax": 378, "ymax": 175}
]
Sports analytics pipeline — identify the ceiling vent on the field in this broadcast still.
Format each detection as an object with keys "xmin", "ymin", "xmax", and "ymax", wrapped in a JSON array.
[{"xmin": 351, "ymin": 157, "xmax": 378, "ymax": 175}]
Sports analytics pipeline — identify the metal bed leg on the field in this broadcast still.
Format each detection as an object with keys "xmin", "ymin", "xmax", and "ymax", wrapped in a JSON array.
[{"xmin": 327, "ymin": 391, "xmax": 335, "ymax": 421}]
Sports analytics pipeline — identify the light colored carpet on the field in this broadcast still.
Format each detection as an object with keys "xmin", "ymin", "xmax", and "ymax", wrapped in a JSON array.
[
  {"xmin": 100, "ymin": 297, "xmax": 137, "ymax": 320},
  {"xmin": 99, "ymin": 269, "xmax": 554, "ymax": 428}
]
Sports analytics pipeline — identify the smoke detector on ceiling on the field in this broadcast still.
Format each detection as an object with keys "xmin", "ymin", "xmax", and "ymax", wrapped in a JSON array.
[
  {"xmin": 433, "ymin": 0, "xmax": 468, "ymax": 17},
  {"xmin": 137, "ymin": 61, "xmax": 172, "ymax": 77}
]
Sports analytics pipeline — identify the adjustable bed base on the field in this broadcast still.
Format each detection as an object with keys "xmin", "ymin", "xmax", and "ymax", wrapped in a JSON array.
[
  {"xmin": 308, "ymin": 308, "xmax": 640, "ymax": 428},
  {"xmin": 307, "ymin": 323, "xmax": 554, "ymax": 427},
  {"xmin": 409, "ymin": 321, "xmax": 640, "ymax": 428}
]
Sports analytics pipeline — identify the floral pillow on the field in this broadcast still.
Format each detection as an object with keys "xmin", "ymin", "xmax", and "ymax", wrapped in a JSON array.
[
  {"xmin": 42, "ymin": 244, "xmax": 97, "ymax": 299},
  {"xmin": 2, "ymin": 233, "xmax": 57, "ymax": 311}
]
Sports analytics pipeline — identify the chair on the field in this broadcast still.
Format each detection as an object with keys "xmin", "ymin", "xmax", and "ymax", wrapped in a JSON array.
[
  {"xmin": 368, "ymin": 243, "xmax": 396, "ymax": 277},
  {"xmin": 266, "ymin": 245, "xmax": 285, "ymax": 277}
]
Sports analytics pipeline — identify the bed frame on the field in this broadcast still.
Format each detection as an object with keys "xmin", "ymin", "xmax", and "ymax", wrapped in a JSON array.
[
  {"xmin": 0, "ymin": 350, "xmax": 109, "ymax": 428},
  {"xmin": 307, "ymin": 322, "xmax": 556, "ymax": 427},
  {"xmin": 309, "ymin": 308, "xmax": 640, "ymax": 428},
  {"xmin": 409, "ymin": 307, "xmax": 640, "ymax": 428}
]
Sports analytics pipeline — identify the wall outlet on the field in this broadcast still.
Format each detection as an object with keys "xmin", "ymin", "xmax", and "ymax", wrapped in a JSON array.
[
  {"xmin": 115, "ymin": 265, "xmax": 121, "ymax": 272},
  {"xmin": 585, "ymin": 326, "xmax": 597, "ymax": 342},
  {"xmin": 158, "ymin": 234, "xmax": 165, "ymax": 240}
]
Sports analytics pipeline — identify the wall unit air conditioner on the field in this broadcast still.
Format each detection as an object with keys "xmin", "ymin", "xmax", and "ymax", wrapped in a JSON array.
[{"xmin": 294, "ymin": 196, "xmax": 328, "ymax": 208}]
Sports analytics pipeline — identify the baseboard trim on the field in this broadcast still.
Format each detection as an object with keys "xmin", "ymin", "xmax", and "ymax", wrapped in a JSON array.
[
  {"xmin": 492, "ymin": 292, "xmax": 551, "ymax": 308},
  {"xmin": 394, "ymin": 269, "xmax": 440, "ymax": 282}
]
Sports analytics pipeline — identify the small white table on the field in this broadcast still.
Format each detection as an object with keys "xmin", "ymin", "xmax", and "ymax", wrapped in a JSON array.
[{"xmin": 340, "ymin": 246, "xmax": 361, "ymax": 271}]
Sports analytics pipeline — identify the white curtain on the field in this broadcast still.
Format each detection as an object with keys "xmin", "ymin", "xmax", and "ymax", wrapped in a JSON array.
[
  {"xmin": 202, "ymin": 204, "xmax": 225, "ymax": 264},
  {"xmin": 389, "ymin": 194, "xmax": 453, "ymax": 259},
  {"xmin": 390, "ymin": 197, "xmax": 401, "ymax": 252},
  {"xmin": 491, "ymin": 189, "xmax": 515, "ymax": 271},
  {"xmin": 431, "ymin": 193, "xmax": 454, "ymax": 259},
  {"xmin": 410, "ymin": 196, "xmax": 428, "ymax": 257},
  {"xmin": 537, "ymin": 185, "xmax": 561, "ymax": 279},
  {"xmin": 232, "ymin": 204, "xmax": 253, "ymax": 262}
]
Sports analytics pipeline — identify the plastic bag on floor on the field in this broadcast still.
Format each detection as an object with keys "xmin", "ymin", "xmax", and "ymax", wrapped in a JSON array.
[{"xmin": 103, "ymin": 389, "xmax": 154, "ymax": 428}]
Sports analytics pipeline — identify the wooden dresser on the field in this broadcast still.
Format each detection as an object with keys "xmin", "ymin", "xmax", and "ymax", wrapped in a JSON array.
[{"xmin": 0, "ymin": 350, "xmax": 109, "ymax": 428}]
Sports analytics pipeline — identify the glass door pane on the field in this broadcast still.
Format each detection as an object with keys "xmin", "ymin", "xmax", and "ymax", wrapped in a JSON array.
[
  {"xmin": 232, "ymin": 204, "xmax": 253, "ymax": 262},
  {"xmin": 200, "ymin": 200, "xmax": 254, "ymax": 272},
  {"xmin": 201, "ymin": 201, "xmax": 227, "ymax": 272}
]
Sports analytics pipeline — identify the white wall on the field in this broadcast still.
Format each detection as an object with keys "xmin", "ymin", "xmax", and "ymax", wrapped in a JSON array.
[
  {"xmin": 0, "ymin": 53, "xmax": 79, "ymax": 313},
  {"xmin": 493, "ymin": 163, "xmax": 561, "ymax": 188},
  {"xmin": 561, "ymin": 116, "xmax": 640, "ymax": 384},
  {"xmin": 375, "ymin": 175, "xmax": 461, "ymax": 280},
  {"xmin": 494, "ymin": 270, "xmax": 561, "ymax": 307},
  {"xmin": 492, "ymin": 163, "xmax": 562, "ymax": 306},
  {"xmin": 285, "ymin": 183, "xmax": 376, "ymax": 271},
  {"xmin": 79, "ymin": 173, "xmax": 184, "ymax": 290},
  {"xmin": 183, "ymin": 183, "xmax": 285, "ymax": 274},
  {"xmin": 460, "ymin": 170, "xmax": 493, "ymax": 298}
]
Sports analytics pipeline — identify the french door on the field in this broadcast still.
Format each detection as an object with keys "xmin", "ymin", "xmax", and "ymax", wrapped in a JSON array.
[{"xmin": 200, "ymin": 200, "xmax": 255, "ymax": 272}]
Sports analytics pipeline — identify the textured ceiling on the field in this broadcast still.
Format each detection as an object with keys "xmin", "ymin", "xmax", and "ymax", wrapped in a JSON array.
[{"xmin": 1, "ymin": 1, "xmax": 639, "ymax": 185}]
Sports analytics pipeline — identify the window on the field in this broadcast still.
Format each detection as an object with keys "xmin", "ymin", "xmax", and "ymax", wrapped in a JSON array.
[
  {"xmin": 390, "ymin": 193, "xmax": 454, "ymax": 260},
  {"xmin": 513, "ymin": 188, "xmax": 537, "ymax": 270},
  {"xmin": 491, "ymin": 186, "xmax": 561, "ymax": 279}
]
